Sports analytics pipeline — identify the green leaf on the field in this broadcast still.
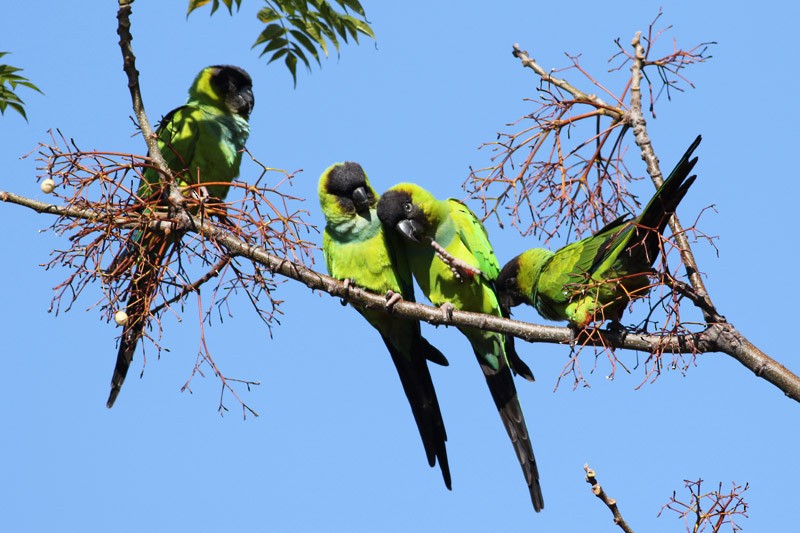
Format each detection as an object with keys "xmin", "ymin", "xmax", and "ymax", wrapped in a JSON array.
[
  {"xmin": 254, "ymin": 23, "xmax": 287, "ymax": 46},
  {"xmin": 285, "ymin": 52, "xmax": 298, "ymax": 86},
  {"xmin": 336, "ymin": 0, "xmax": 366, "ymax": 17},
  {"xmin": 289, "ymin": 29, "xmax": 322, "ymax": 64},
  {"xmin": 259, "ymin": 37, "xmax": 289, "ymax": 56},
  {"xmin": 289, "ymin": 43, "xmax": 312, "ymax": 71},
  {"xmin": 268, "ymin": 48, "xmax": 289, "ymax": 65},
  {"xmin": 256, "ymin": 6, "xmax": 281, "ymax": 24},
  {"xmin": 187, "ymin": 0, "xmax": 213, "ymax": 14},
  {"xmin": 315, "ymin": 19, "xmax": 341, "ymax": 53},
  {"xmin": 351, "ymin": 17, "xmax": 374, "ymax": 39},
  {"xmin": 187, "ymin": 0, "xmax": 241, "ymax": 16},
  {"xmin": 302, "ymin": 21, "xmax": 329, "ymax": 57},
  {"xmin": 203, "ymin": 0, "xmax": 379, "ymax": 85},
  {"xmin": 0, "ymin": 53, "xmax": 42, "ymax": 122},
  {"xmin": 8, "ymin": 101, "xmax": 27, "ymax": 121}
]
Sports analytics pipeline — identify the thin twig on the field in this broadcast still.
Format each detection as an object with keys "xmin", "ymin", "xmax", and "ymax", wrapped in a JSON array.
[{"xmin": 584, "ymin": 464, "xmax": 636, "ymax": 533}]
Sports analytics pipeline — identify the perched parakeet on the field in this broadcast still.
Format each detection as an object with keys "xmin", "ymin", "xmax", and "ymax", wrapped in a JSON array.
[
  {"xmin": 376, "ymin": 183, "xmax": 544, "ymax": 512},
  {"xmin": 319, "ymin": 162, "xmax": 452, "ymax": 488},
  {"xmin": 105, "ymin": 65, "xmax": 254, "ymax": 408},
  {"xmin": 496, "ymin": 135, "xmax": 701, "ymax": 329}
]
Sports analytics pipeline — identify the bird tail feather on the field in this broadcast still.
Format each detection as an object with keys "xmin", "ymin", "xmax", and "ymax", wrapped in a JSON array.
[
  {"xmin": 476, "ymin": 344, "xmax": 544, "ymax": 511},
  {"xmin": 106, "ymin": 232, "xmax": 171, "ymax": 408},
  {"xmin": 382, "ymin": 336, "xmax": 452, "ymax": 489}
]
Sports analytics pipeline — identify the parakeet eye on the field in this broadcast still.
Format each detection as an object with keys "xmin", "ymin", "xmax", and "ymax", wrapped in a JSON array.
[{"xmin": 403, "ymin": 202, "xmax": 413, "ymax": 213}]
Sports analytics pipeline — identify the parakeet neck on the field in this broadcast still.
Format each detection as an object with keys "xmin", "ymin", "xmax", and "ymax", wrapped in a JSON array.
[
  {"xmin": 188, "ymin": 69, "xmax": 223, "ymax": 108},
  {"xmin": 421, "ymin": 198, "xmax": 452, "ymax": 242},
  {"xmin": 325, "ymin": 207, "xmax": 381, "ymax": 242},
  {"xmin": 216, "ymin": 112, "xmax": 250, "ymax": 150},
  {"xmin": 518, "ymin": 249, "xmax": 552, "ymax": 294}
]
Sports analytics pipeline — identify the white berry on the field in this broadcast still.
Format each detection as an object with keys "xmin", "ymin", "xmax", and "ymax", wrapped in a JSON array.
[
  {"xmin": 40, "ymin": 178, "xmax": 56, "ymax": 194},
  {"xmin": 114, "ymin": 310, "xmax": 129, "ymax": 326}
]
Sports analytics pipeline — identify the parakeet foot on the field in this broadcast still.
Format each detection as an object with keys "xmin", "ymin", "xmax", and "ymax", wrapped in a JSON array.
[
  {"xmin": 339, "ymin": 278, "xmax": 353, "ymax": 306},
  {"xmin": 567, "ymin": 323, "xmax": 581, "ymax": 347},
  {"xmin": 384, "ymin": 290, "xmax": 403, "ymax": 311},
  {"xmin": 439, "ymin": 302, "xmax": 455, "ymax": 322},
  {"xmin": 428, "ymin": 238, "xmax": 482, "ymax": 281}
]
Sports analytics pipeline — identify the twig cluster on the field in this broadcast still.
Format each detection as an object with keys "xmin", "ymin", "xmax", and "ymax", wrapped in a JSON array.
[
  {"xmin": 659, "ymin": 479, "xmax": 749, "ymax": 533},
  {"xmin": 466, "ymin": 12, "xmax": 712, "ymax": 243},
  {"xmin": 31, "ymin": 129, "xmax": 315, "ymax": 415},
  {"xmin": 463, "ymin": 13, "xmax": 720, "ymax": 388}
]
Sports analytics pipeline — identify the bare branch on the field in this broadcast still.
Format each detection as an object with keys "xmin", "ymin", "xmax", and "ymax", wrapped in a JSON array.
[
  {"xmin": 4, "ymin": 189, "xmax": 799, "ymax": 403},
  {"xmin": 584, "ymin": 464, "xmax": 636, "ymax": 533},
  {"xmin": 627, "ymin": 29, "xmax": 716, "ymax": 320},
  {"xmin": 116, "ymin": 0, "xmax": 182, "ymax": 205},
  {"xmin": 511, "ymin": 44, "xmax": 624, "ymax": 121}
]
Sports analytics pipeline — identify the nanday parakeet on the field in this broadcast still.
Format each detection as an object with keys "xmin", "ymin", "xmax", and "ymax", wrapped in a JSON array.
[
  {"xmin": 106, "ymin": 65, "xmax": 254, "ymax": 408},
  {"xmin": 376, "ymin": 183, "xmax": 544, "ymax": 512},
  {"xmin": 319, "ymin": 162, "xmax": 452, "ymax": 489},
  {"xmin": 496, "ymin": 135, "xmax": 701, "ymax": 328}
]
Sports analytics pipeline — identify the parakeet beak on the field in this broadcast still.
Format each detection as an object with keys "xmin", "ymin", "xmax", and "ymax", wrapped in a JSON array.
[
  {"xmin": 352, "ymin": 186, "xmax": 370, "ymax": 213},
  {"xmin": 498, "ymin": 289, "xmax": 521, "ymax": 311},
  {"xmin": 396, "ymin": 219, "xmax": 424, "ymax": 243},
  {"xmin": 239, "ymin": 87, "xmax": 254, "ymax": 118}
]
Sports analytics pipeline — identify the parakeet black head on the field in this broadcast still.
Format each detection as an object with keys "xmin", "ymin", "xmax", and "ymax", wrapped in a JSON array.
[
  {"xmin": 376, "ymin": 185, "xmax": 432, "ymax": 243},
  {"xmin": 496, "ymin": 255, "xmax": 527, "ymax": 310},
  {"xmin": 318, "ymin": 161, "xmax": 377, "ymax": 217},
  {"xmin": 497, "ymin": 248, "xmax": 553, "ymax": 311},
  {"xmin": 190, "ymin": 65, "xmax": 254, "ymax": 119}
]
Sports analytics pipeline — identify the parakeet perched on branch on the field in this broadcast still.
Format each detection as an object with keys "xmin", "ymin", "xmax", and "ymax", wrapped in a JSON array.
[
  {"xmin": 496, "ymin": 135, "xmax": 701, "ymax": 329},
  {"xmin": 319, "ymin": 162, "xmax": 451, "ymax": 488},
  {"xmin": 106, "ymin": 65, "xmax": 254, "ymax": 408},
  {"xmin": 377, "ymin": 183, "xmax": 544, "ymax": 512}
]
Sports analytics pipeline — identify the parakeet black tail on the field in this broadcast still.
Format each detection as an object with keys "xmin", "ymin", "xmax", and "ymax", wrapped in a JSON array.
[
  {"xmin": 106, "ymin": 235, "xmax": 170, "ymax": 408},
  {"xmin": 381, "ymin": 336, "xmax": 452, "ymax": 489},
  {"xmin": 477, "ymin": 351, "xmax": 544, "ymax": 512},
  {"xmin": 633, "ymin": 135, "xmax": 701, "ymax": 263}
]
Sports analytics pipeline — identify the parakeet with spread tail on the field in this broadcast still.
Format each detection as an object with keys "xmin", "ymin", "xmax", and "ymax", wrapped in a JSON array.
[
  {"xmin": 106, "ymin": 65, "xmax": 254, "ymax": 408},
  {"xmin": 496, "ymin": 135, "xmax": 701, "ymax": 329},
  {"xmin": 319, "ymin": 162, "xmax": 451, "ymax": 488},
  {"xmin": 377, "ymin": 183, "xmax": 544, "ymax": 512}
]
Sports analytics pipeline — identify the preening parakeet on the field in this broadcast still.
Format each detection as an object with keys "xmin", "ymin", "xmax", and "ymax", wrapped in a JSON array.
[
  {"xmin": 376, "ymin": 183, "xmax": 544, "ymax": 512},
  {"xmin": 496, "ymin": 135, "xmax": 701, "ymax": 328},
  {"xmin": 319, "ymin": 162, "xmax": 452, "ymax": 488},
  {"xmin": 105, "ymin": 65, "xmax": 254, "ymax": 408}
]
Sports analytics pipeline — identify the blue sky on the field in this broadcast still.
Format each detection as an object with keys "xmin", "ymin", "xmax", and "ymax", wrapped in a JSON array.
[{"xmin": 1, "ymin": 1, "xmax": 798, "ymax": 531}]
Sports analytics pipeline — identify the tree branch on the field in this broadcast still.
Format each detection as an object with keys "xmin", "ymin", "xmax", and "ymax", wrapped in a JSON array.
[
  {"xmin": 511, "ymin": 44, "xmax": 625, "ymax": 122},
  {"xmin": 116, "ymin": 0, "xmax": 182, "ymax": 204},
  {"xmin": 584, "ymin": 464, "xmax": 636, "ymax": 533},
  {"xmin": 627, "ymin": 31, "xmax": 716, "ymax": 320},
  {"xmin": 4, "ymin": 189, "xmax": 799, "ymax": 402}
]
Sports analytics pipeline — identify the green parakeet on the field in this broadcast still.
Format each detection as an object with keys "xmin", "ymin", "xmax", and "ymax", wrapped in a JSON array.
[
  {"xmin": 319, "ymin": 162, "xmax": 452, "ymax": 488},
  {"xmin": 376, "ymin": 183, "xmax": 544, "ymax": 512},
  {"xmin": 496, "ymin": 135, "xmax": 701, "ymax": 328},
  {"xmin": 105, "ymin": 65, "xmax": 254, "ymax": 408}
]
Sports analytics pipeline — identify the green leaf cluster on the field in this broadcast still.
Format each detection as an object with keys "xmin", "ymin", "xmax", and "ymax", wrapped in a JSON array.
[
  {"xmin": 0, "ymin": 52, "xmax": 43, "ymax": 122},
  {"xmin": 188, "ymin": 0, "xmax": 375, "ymax": 86}
]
